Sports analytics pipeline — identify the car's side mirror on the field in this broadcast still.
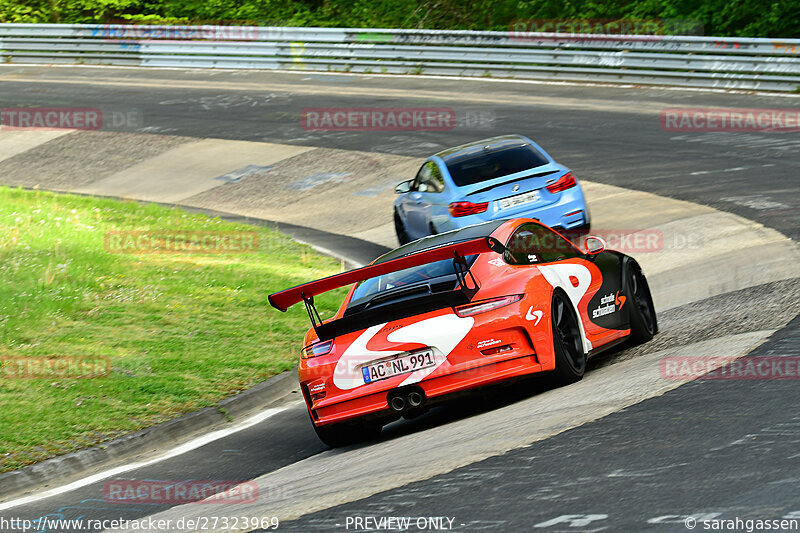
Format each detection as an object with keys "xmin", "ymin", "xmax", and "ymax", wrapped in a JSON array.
[
  {"xmin": 395, "ymin": 180, "xmax": 412, "ymax": 194},
  {"xmin": 584, "ymin": 235, "xmax": 606, "ymax": 256}
]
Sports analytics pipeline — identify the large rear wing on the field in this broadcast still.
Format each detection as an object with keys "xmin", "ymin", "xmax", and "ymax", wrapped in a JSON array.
[{"xmin": 268, "ymin": 236, "xmax": 505, "ymax": 340}]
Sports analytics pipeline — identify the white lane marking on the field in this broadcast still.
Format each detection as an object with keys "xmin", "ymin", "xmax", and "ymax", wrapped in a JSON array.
[
  {"xmin": 691, "ymin": 166, "xmax": 748, "ymax": 175},
  {"xmin": 534, "ymin": 514, "xmax": 608, "ymax": 528},
  {"xmin": 0, "ymin": 405, "xmax": 294, "ymax": 511}
]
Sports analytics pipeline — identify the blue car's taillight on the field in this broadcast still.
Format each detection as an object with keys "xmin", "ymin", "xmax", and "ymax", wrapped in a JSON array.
[
  {"xmin": 449, "ymin": 201, "xmax": 489, "ymax": 217},
  {"xmin": 546, "ymin": 172, "xmax": 577, "ymax": 193}
]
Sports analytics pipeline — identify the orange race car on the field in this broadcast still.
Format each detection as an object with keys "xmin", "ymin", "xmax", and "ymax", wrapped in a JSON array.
[{"xmin": 269, "ymin": 219, "xmax": 657, "ymax": 446}]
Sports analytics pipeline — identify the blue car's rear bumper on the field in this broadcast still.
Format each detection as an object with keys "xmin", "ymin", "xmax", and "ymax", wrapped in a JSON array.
[{"xmin": 436, "ymin": 186, "xmax": 590, "ymax": 233}]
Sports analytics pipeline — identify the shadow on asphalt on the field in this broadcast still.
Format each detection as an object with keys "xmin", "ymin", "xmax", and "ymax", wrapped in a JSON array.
[{"xmin": 354, "ymin": 342, "xmax": 635, "ymax": 447}]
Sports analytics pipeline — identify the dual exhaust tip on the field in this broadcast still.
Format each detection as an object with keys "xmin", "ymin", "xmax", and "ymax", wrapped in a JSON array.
[{"xmin": 389, "ymin": 389, "xmax": 425, "ymax": 412}]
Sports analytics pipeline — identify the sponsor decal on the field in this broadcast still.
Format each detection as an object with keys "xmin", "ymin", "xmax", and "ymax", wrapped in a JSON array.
[
  {"xmin": 591, "ymin": 291, "xmax": 626, "ymax": 319},
  {"xmin": 526, "ymin": 307, "xmax": 544, "ymax": 325},
  {"xmin": 379, "ymin": 323, "xmax": 404, "ymax": 335},
  {"xmin": 476, "ymin": 338, "xmax": 502, "ymax": 349},
  {"xmin": 488, "ymin": 258, "xmax": 505, "ymax": 267}
]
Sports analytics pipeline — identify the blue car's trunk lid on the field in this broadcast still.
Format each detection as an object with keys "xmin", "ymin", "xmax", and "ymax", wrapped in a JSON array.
[
  {"xmin": 459, "ymin": 165, "xmax": 567, "ymax": 215},
  {"xmin": 461, "ymin": 165, "xmax": 560, "ymax": 196}
]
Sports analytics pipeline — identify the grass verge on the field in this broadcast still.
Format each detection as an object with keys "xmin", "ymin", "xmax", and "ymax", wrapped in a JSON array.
[{"xmin": 0, "ymin": 186, "xmax": 345, "ymax": 472}]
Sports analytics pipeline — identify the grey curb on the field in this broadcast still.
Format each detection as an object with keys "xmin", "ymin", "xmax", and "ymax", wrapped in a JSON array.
[{"xmin": 0, "ymin": 370, "xmax": 300, "ymax": 502}]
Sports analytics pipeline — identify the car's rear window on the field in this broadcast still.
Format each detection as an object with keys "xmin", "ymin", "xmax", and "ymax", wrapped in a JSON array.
[
  {"xmin": 446, "ymin": 144, "xmax": 549, "ymax": 187},
  {"xmin": 348, "ymin": 255, "xmax": 477, "ymax": 309}
]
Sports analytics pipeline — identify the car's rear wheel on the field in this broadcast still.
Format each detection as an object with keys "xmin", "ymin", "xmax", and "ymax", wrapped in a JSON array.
[
  {"xmin": 550, "ymin": 290, "xmax": 587, "ymax": 384},
  {"xmin": 313, "ymin": 418, "xmax": 382, "ymax": 448},
  {"xmin": 394, "ymin": 211, "xmax": 410, "ymax": 245},
  {"xmin": 623, "ymin": 259, "xmax": 658, "ymax": 345}
]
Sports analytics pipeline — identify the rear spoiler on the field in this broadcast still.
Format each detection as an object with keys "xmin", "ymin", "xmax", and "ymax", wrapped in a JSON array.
[{"xmin": 268, "ymin": 236, "xmax": 505, "ymax": 340}]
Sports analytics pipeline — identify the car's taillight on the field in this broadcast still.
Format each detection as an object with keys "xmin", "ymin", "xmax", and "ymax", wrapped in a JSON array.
[
  {"xmin": 546, "ymin": 172, "xmax": 577, "ymax": 193},
  {"xmin": 302, "ymin": 340, "xmax": 333, "ymax": 359},
  {"xmin": 455, "ymin": 295, "xmax": 523, "ymax": 317},
  {"xmin": 449, "ymin": 201, "xmax": 489, "ymax": 217}
]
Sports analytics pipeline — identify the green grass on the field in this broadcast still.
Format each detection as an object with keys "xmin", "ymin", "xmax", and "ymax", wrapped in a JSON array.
[{"xmin": 0, "ymin": 186, "xmax": 345, "ymax": 472}]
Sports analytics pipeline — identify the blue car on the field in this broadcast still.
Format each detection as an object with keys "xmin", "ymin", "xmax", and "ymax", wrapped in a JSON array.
[{"xmin": 393, "ymin": 135, "xmax": 590, "ymax": 244}]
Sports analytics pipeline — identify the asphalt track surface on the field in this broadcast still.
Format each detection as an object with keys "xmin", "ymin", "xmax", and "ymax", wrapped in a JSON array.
[
  {"xmin": 282, "ymin": 314, "xmax": 800, "ymax": 533},
  {"xmin": 1, "ymin": 67, "xmax": 798, "ymax": 240},
  {"xmin": 0, "ymin": 67, "xmax": 799, "ymax": 532}
]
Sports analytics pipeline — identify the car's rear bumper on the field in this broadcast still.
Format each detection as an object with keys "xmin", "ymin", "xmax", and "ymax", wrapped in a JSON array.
[
  {"xmin": 309, "ymin": 352, "xmax": 544, "ymax": 426},
  {"xmin": 439, "ymin": 186, "xmax": 589, "ymax": 234}
]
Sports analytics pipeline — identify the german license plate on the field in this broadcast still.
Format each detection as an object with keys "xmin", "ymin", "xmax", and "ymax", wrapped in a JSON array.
[
  {"xmin": 361, "ymin": 350, "xmax": 436, "ymax": 384},
  {"xmin": 498, "ymin": 189, "xmax": 540, "ymax": 210}
]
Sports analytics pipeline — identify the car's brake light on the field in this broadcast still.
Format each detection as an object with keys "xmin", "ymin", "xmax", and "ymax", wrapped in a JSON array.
[
  {"xmin": 449, "ymin": 201, "xmax": 489, "ymax": 217},
  {"xmin": 546, "ymin": 172, "xmax": 577, "ymax": 193},
  {"xmin": 302, "ymin": 340, "xmax": 333, "ymax": 359},
  {"xmin": 455, "ymin": 295, "xmax": 523, "ymax": 317}
]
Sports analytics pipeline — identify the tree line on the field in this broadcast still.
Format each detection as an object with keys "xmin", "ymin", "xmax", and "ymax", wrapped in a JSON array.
[{"xmin": 0, "ymin": 0, "xmax": 797, "ymax": 38}]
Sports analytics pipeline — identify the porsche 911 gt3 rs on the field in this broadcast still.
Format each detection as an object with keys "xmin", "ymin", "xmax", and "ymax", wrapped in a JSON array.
[{"xmin": 269, "ymin": 219, "xmax": 657, "ymax": 447}]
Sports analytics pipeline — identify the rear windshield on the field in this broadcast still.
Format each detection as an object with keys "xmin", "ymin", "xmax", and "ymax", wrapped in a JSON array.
[
  {"xmin": 348, "ymin": 255, "xmax": 477, "ymax": 309},
  {"xmin": 446, "ymin": 144, "xmax": 549, "ymax": 187}
]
